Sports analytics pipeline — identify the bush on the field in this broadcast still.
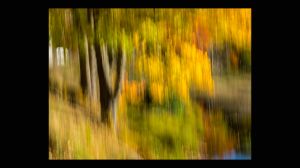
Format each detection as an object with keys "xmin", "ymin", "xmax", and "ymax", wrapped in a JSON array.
[
  {"xmin": 126, "ymin": 103, "xmax": 204, "ymax": 159},
  {"xmin": 239, "ymin": 49, "xmax": 251, "ymax": 73}
]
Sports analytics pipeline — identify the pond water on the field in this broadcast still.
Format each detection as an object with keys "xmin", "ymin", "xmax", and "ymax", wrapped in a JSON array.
[{"xmin": 213, "ymin": 150, "xmax": 251, "ymax": 160}]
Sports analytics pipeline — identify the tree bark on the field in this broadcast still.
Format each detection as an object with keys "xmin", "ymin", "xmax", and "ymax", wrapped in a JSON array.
[
  {"xmin": 84, "ymin": 35, "xmax": 92, "ymax": 98},
  {"xmin": 78, "ymin": 34, "xmax": 88, "ymax": 95},
  {"xmin": 88, "ymin": 9, "xmax": 99, "ymax": 103},
  {"xmin": 89, "ymin": 44, "xmax": 98, "ymax": 102},
  {"xmin": 91, "ymin": 9, "xmax": 127, "ymax": 128},
  {"xmin": 94, "ymin": 43, "xmax": 112, "ymax": 124},
  {"xmin": 94, "ymin": 42, "xmax": 126, "ymax": 127},
  {"xmin": 91, "ymin": 9, "xmax": 112, "ymax": 124}
]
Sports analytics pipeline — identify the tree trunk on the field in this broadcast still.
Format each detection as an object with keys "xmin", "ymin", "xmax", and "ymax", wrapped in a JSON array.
[
  {"xmin": 111, "ymin": 46, "xmax": 126, "ymax": 129},
  {"xmin": 52, "ymin": 43, "xmax": 57, "ymax": 68},
  {"xmin": 84, "ymin": 35, "xmax": 92, "ymax": 98},
  {"xmin": 112, "ymin": 98, "xmax": 118, "ymax": 130},
  {"xmin": 94, "ymin": 43, "xmax": 112, "ymax": 124},
  {"xmin": 92, "ymin": 9, "xmax": 126, "ymax": 129},
  {"xmin": 94, "ymin": 43, "xmax": 126, "ymax": 127},
  {"xmin": 78, "ymin": 35, "xmax": 88, "ymax": 95},
  {"xmin": 64, "ymin": 48, "xmax": 68, "ymax": 67},
  {"xmin": 89, "ymin": 44, "xmax": 98, "ymax": 102},
  {"xmin": 87, "ymin": 8, "xmax": 97, "ymax": 102},
  {"xmin": 92, "ymin": 9, "xmax": 112, "ymax": 124}
]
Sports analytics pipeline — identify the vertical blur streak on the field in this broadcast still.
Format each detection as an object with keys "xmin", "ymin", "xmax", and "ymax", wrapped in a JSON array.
[{"xmin": 49, "ymin": 9, "xmax": 251, "ymax": 160}]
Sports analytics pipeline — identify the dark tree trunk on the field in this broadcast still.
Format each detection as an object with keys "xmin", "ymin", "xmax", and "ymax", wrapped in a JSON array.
[
  {"xmin": 94, "ymin": 43, "xmax": 112, "ymax": 124},
  {"xmin": 78, "ymin": 35, "xmax": 88, "ymax": 95},
  {"xmin": 90, "ymin": 9, "xmax": 127, "ymax": 129},
  {"xmin": 94, "ymin": 41, "xmax": 126, "ymax": 127}
]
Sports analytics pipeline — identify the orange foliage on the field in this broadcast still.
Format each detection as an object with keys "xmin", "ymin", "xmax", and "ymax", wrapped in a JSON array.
[
  {"xmin": 230, "ymin": 51, "xmax": 239, "ymax": 69},
  {"xmin": 124, "ymin": 75, "xmax": 146, "ymax": 105},
  {"xmin": 193, "ymin": 20, "xmax": 211, "ymax": 52}
]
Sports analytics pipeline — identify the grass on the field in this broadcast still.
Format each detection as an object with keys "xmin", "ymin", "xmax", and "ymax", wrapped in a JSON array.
[
  {"xmin": 49, "ymin": 91, "xmax": 240, "ymax": 159},
  {"xmin": 49, "ymin": 93, "xmax": 141, "ymax": 159},
  {"xmin": 49, "ymin": 66, "xmax": 247, "ymax": 159}
]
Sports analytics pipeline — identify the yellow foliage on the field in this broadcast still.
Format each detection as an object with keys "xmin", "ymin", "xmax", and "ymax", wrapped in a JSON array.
[
  {"xmin": 181, "ymin": 43, "xmax": 214, "ymax": 96},
  {"xmin": 150, "ymin": 82, "xmax": 165, "ymax": 105},
  {"xmin": 149, "ymin": 56, "xmax": 164, "ymax": 82},
  {"xmin": 176, "ymin": 79, "xmax": 189, "ymax": 103},
  {"xmin": 212, "ymin": 9, "xmax": 251, "ymax": 49},
  {"xmin": 167, "ymin": 50, "xmax": 181, "ymax": 86},
  {"xmin": 49, "ymin": 9, "xmax": 250, "ymax": 159},
  {"xmin": 133, "ymin": 32, "xmax": 139, "ymax": 50},
  {"xmin": 129, "ymin": 10, "xmax": 229, "ymax": 104}
]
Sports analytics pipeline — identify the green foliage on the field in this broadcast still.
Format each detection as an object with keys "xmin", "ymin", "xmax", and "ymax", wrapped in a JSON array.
[
  {"xmin": 168, "ymin": 94, "xmax": 185, "ymax": 115},
  {"xmin": 239, "ymin": 49, "xmax": 251, "ymax": 73},
  {"xmin": 126, "ymin": 103, "xmax": 204, "ymax": 159}
]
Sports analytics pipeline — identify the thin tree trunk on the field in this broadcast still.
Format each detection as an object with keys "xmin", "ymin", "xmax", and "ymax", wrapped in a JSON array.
[
  {"xmin": 64, "ymin": 48, "xmax": 68, "ymax": 67},
  {"xmin": 89, "ymin": 45, "xmax": 97, "ymax": 102},
  {"xmin": 88, "ymin": 9, "xmax": 96, "ymax": 102},
  {"xmin": 52, "ymin": 44, "xmax": 57, "ymax": 68},
  {"xmin": 84, "ymin": 35, "xmax": 92, "ymax": 98},
  {"xmin": 111, "ymin": 46, "xmax": 126, "ymax": 130},
  {"xmin": 112, "ymin": 98, "xmax": 118, "ymax": 131}
]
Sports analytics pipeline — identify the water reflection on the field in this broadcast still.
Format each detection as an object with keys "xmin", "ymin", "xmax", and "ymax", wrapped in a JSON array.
[{"xmin": 213, "ymin": 150, "xmax": 251, "ymax": 160}]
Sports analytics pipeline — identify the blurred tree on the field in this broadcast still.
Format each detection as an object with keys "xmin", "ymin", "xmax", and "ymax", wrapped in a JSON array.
[
  {"xmin": 93, "ymin": 9, "xmax": 127, "ymax": 128},
  {"xmin": 49, "ymin": 8, "xmax": 250, "ymax": 128},
  {"xmin": 50, "ymin": 9, "xmax": 126, "ymax": 129}
]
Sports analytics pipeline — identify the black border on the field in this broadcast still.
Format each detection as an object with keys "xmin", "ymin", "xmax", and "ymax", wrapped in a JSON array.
[
  {"xmin": 17, "ymin": 0, "xmax": 264, "ymax": 163},
  {"xmin": 47, "ymin": 0, "xmax": 254, "ymax": 8}
]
